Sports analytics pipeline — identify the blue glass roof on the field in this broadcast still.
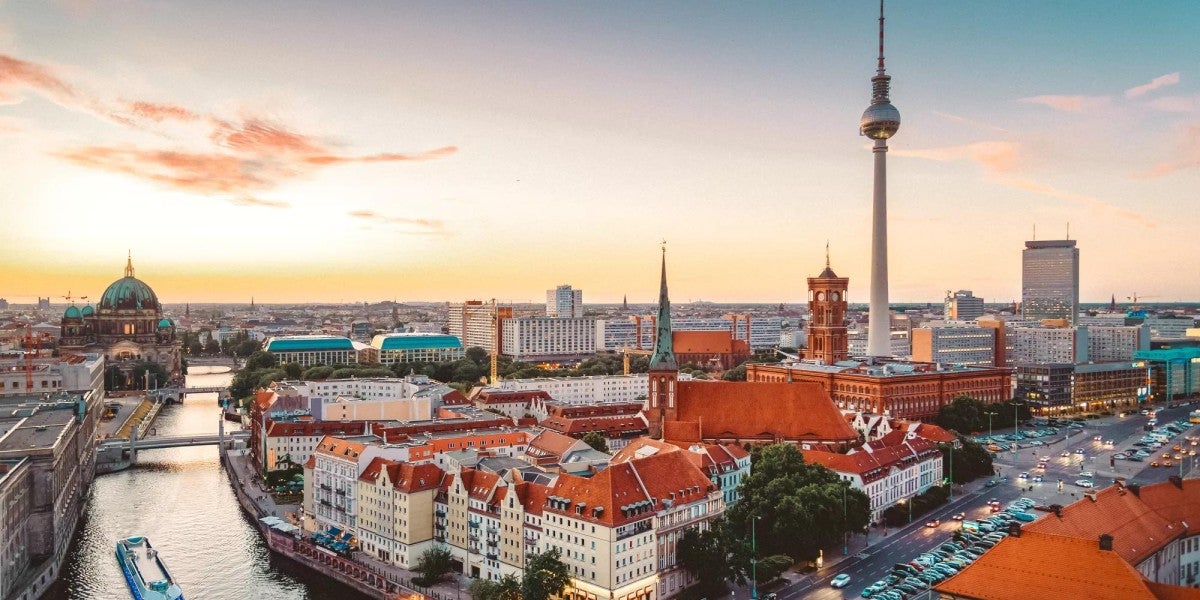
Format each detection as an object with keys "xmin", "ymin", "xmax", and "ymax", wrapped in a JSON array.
[
  {"xmin": 266, "ymin": 336, "xmax": 354, "ymax": 352},
  {"xmin": 371, "ymin": 333, "xmax": 463, "ymax": 351}
]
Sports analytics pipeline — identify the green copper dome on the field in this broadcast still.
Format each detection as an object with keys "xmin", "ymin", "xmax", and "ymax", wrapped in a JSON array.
[
  {"xmin": 99, "ymin": 277, "xmax": 160, "ymax": 311},
  {"xmin": 64, "ymin": 305, "xmax": 82, "ymax": 319},
  {"xmin": 81, "ymin": 305, "xmax": 94, "ymax": 317},
  {"xmin": 157, "ymin": 318, "xmax": 172, "ymax": 329}
]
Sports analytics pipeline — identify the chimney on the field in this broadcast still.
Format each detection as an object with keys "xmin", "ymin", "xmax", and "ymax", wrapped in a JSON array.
[
  {"xmin": 1127, "ymin": 483, "xmax": 1141, "ymax": 497},
  {"xmin": 1050, "ymin": 504, "xmax": 1063, "ymax": 518},
  {"xmin": 1099, "ymin": 534, "xmax": 1114, "ymax": 551},
  {"xmin": 1169, "ymin": 475, "xmax": 1183, "ymax": 489},
  {"xmin": 1008, "ymin": 522, "xmax": 1021, "ymax": 538}
]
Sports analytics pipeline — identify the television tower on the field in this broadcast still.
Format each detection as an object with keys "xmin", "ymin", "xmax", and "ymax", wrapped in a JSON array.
[{"xmin": 861, "ymin": 0, "xmax": 900, "ymax": 358}]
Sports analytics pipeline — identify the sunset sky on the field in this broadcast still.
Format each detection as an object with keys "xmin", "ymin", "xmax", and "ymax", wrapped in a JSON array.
[{"xmin": 2, "ymin": 1, "xmax": 1198, "ymax": 304}]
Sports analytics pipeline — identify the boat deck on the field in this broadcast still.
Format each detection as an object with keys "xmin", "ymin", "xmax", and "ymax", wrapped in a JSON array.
[{"xmin": 124, "ymin": 539, "xmax": 171, "ymax": 586}]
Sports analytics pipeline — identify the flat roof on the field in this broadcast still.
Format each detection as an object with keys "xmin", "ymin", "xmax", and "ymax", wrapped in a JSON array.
[
  {"xmin": 371, "ymin": 333, "xmax": 463, "ymax": 351},
  {"xmin": 265, "ymin": 335, "xmax": 354, "ymax": 352},
  {"xmin": 0, "ymin": 409, "xmax": 76, "ymax": 455}
]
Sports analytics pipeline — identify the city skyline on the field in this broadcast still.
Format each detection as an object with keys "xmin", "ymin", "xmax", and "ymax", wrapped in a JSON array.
[{"xmin": 2, "ymin": 2, "xmax": 1199, "ymax": 303}]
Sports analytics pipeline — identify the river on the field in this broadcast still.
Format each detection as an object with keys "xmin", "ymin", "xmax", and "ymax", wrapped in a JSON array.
[{"xmin": 45, "ymin": 366, "xmax": 369, "ymax": 600}]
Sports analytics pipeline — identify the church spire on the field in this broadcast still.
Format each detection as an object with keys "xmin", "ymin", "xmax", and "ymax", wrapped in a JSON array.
[
  {"xmin": 124, "ymin": 250, "xmax": 135, "ymax": 278},
  {"xmin": 648, "ymin": 242, "xmax": 677, "ymax": 371}
]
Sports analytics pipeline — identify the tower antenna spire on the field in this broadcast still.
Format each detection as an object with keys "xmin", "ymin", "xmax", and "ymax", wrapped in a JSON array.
[
  {"xmin": 825, "ymin": 240, "xmax": 831, "ymax": 269},
  {"xmin": 124, "ymin": 250, "xmax": 134, "ymax": 278},
  {"xmin": 877, "ymin": 0, "xmax": 886, "ymax": 73}
]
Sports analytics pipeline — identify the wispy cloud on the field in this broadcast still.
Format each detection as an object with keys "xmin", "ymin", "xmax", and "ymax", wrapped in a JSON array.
[
  {"xmin": 1125, "ymin": 72, "xmax": 1181, "ymax": 98},
  {"xmin": 931, "ymin": 111, "xmax": 1009, "ymax": 133},
  {"xmin": 1133, "ymin": 123, "xmax": 1200, "ymax": 178},
  {"xmin": 898, "ymin": 140, "xmax": 1155, "ymax": 228},
  {"xmin": 1018, "ymin": 95, "xmax": 1111, "ymax": 112},
  {"xmin": 892, "ymin": 141, "xmax": 1019, "ymax": 174},
  {"xmin": 348, "ymin": 209, "xmax": 447, "ymax": 234},
  {"xmin": 0, "ymin": 52, "xmax": 458, "ymax": 206},
  {"xmin": 1146, "ymin": 95, "xmax": 1200, "ymax": 114},
  {"xmin": 232, "ymin": 196, "xmax": 290, "ymax": 209}
]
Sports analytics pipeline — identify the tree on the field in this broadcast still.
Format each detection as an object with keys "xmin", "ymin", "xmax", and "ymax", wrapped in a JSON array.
[
  {"xmin": 465, "ymin": 346, "xmax": 489, "ymax": 366},
  {"xmin": 131, "ymin": 362, "xmax": 169, "ymax": 389},
  {"xmin": 581, "ymin": 431, "xmax": 610, "ymax": 453},
  {"xmin": 204, "ymin": 338, "xmax": 221, "ymax": 355},
  {"xmin": 104, "ymin": 365, "xmax": 127, "ymax": 391},
  {"xmin": 941, "ymin": 437, "xmax": 994, "ymax": 484},
  {"xmin": 726, "ymin": 444, "xmax": 870, "ymax": 562},
  {"xmin": 521, "ymin": 548, "xmax": 571, "ymax": 600},
  {"xmin": 678, "ymin": 525, "xmax": 732, "ymax": 596},
  {"xmin": 722, "ymin": 364, "xmax": 747, "ymax": 381},
  {"xmin": 469, "ymin": 574, "xmax": 521, "ymax": 600},
  {"xmin": 933, "ymin": 396, "xmax": 986, "ymax": 435},
  {"xmin": 756, "ymin": 554, "xmax": 794, "ymax": 583},
  {"xmin": 283, "ymin": 362, "xmax": 303, "ymax": 379},
  {"xmin": 414, "ymin": 546, "xmax": 455, "ymax": 587},
  {"xmin": 246, "ymin": 351, "xmax": 277, "ymax": 370}
]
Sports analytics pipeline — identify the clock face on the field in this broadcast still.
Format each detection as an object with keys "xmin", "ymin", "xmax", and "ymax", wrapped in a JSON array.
[
  {"xmin": 816, "ymin": 292, "xmax": 825, "ymax": 301},
  {"xmin": 831, "ymin": 292, "xmax": 840, "ymax": 302}
]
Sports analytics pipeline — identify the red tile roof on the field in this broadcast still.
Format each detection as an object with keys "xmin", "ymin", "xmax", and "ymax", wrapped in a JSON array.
[
  {"xmin": 526, "ymin": 430, "xmax": 582, "ymax": 463},
  {"xmin": 934, "ymin": 530, "xmax": 1169, "ymax": 600},
  {"xmin": 1134, "ymin": 477, "xmax": 1200, "ymax": 537},
  {"xmin": 672, "ymin": 330, "xmax": 736, "ymax": 354},
  {"xmin": 314, "ymin": 436, "xmax": 367, "ymax": 461},
  {"xmin": 548, "ymin": 463, "xmax": 651, "ymax": 527},
  {"xmin": 670, "ymin": 381, "xmax": 859, "ymax": 444},
  {"xmin": 516, "ymin": 481, "xmax": 551, "ymax": 516},
  {"xmin": 267, "ymin": 420, "xmax": 367, "ymax": 438},
  {"xmin": 540, "ymin": 415, "xmax": 648, "ymax": 437},
  {"xmin": 475, "ymin": 389, "xmax": 551, "ymax": 405},
  {"xmin": 801, "ymin": 436, "xmax": 938, "ymax": 483},
  {"xmin": 1024, "ymin": 484, "xmax": 1181, "ymax": 565}
]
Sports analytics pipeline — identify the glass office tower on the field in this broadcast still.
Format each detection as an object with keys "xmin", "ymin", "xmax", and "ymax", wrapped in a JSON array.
[{"xmin": 1022, "ymin": 240, "xmax": 1080, "ymax": 324}]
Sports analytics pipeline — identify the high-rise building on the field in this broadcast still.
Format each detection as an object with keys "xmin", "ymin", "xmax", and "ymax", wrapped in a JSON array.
[
  {"xmin": 447, "ymin": 300, "xmax": 511, "ymax": 351},
  {"xmin": 545, "ymin": 284, "xmax": 583, "ymax": 318},
  {"xmin": 1087, "ymin": 325, "xmax": 1150, "ymax": 362},
  {"xmin": 944, "ymin": 290, "xmax": 984, "ymax": 321},
  {"xmin": 911, "ymin": 325, "xmax": 997, "ymax": 367},
  {"xmin": 501, "ymin": 316, "xmax": 597, "ymax": 361},
  {"xmin": 1021, "ymin": 240, "xmax": 1080, "ymax": 324},
  {"xmin": 806, "ymin": 252, "xmax": 849, "ymax": 365},
  {"xmin": 1008, "ymin": 325, "xmax": 1088, "ymax": 364},
  {"xmin": 861, "ymin": 2, "xmax": 901, "ymax": 357}
]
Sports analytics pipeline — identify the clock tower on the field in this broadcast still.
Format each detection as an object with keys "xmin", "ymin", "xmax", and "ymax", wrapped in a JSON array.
[{"xmin": 807, "ymin": 245, "xmax": 849, "ymax": 365}]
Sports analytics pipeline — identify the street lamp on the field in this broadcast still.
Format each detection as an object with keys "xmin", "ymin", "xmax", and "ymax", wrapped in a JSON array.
[
  {"xmin": 750, "ymin": 515, "xmax": 760, "ymax": 600},
  {"xmin": 948, "ymin": 445, "xmax": 954, "ymax": 500},
  {"xmin": 985, "ymin": 411, "xmax": 997, "ymax": 440},
  {"xmin": 843, "ymin": 485, "xmax": 849, "ymax": 556}
]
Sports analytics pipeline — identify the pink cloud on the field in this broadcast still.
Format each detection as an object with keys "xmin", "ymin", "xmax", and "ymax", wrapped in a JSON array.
[
  {"xmin": 1133, "ymin": 124, "xmax": 1200, "ymax": 178},
  {"xmin": 892, "ymin": 141, "xmax": 1019, "ymax": 174},
  {"xmin": 931, "ymin": 110, "xmax": 1010, "ymax": 133},
  {"xmin": 1125, "ymin": 72, "xmax": 1181, "ymax": 98},
  {"xmin": 0, "ymin": 52, "xmax": 458, "ymax": 208},
  {"xmin": 1146, "ymin": 95, "xmax": 1200, "ymax": 113},
  {"xmin": 348, "ymin": 209, "xmax": 446, "ymax": 234},
  {"xmin": 1018, "ymin": 95, "xmax": 1110, "ymax": 112},
  {"xmin": 1000, "ymin": 177, "xmax": 1154, "ymax": 228}
]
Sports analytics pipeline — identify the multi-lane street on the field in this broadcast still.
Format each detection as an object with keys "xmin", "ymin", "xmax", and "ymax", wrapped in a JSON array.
[{"xmin": 764, "ymin": 404, "xmax": 1200, "ymax": 600}]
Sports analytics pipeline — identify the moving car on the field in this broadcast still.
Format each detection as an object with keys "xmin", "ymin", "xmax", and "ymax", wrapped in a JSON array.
[
  {"xmin": 1075, "ymin": 479, "xmax": 1094, "ymax": 488},
  {"xmin": 952, "ymin": 512, "xmax": 966, "ymax": 520},
  {"xmin": 831, "ymin": 574, "xmax": 851, "ymax": 588},
  {"xmin": 926, "ymin": 519, "xmax": 941, "ymax": 528}
]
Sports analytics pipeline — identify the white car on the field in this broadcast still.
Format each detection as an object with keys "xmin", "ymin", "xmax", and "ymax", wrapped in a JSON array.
[
  {"xmin": 831, "ymin": 573, "xmax": 851, "ymax": 588},
  {"xmin": 1075, "ymin": 479, "xmax": 1094, "ymax": 488}
]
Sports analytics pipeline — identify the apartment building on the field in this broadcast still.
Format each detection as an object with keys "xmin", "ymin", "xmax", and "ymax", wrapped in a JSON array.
[
  {"xmin": 547, "ymin": 285, "xmax": 584, "ymax": 319},
  {"xmin": 0, "ymin": 354, "xmax": 104, "ymax": 397},
  {"xmin": 1088, "ymin": 325, "xmax": 1151, "ymax": 362},
  {"xmin": 944, "ymin": 290, "xmax": 984, "ymax": 321},
  {"xmin": 1008, "ymin": 326, "xmax": 1088, "ymax": 364},
  {"xmin": 356, "ymin": 458, "xmax": 445, "ymax": 568},
  {"xmin": 502, "ymin": 316, "xmax": 597, "ymax": 361},
  {"xmin": 448, "ymin": 301, "xmax": 512, "ymax": 351},
  {"xmin": 801, "ymin": 433, "xmax": 943, "ymax": 523},
  {"xmin": 911, "ymin": 325, "xmax": 997, "ymax": 367},
  {"xmin": 596, "ymin": 315, "xmax": 783, "ymax": 352}
]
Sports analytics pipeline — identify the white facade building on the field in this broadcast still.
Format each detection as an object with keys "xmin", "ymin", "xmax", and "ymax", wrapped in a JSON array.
[
  {"xmin": 911, "ymin": 325, "xmax": 996, "ymax": 366},
  {"xmin": 502, "ymin": 317, "xmax": 597, "ymax": 361},
  {"xmin": 1087, "ymin": 325, "xmax": 1150, "ymax": 362},
  {"xmin": 1009, "ymin": 326, "xmax": 1088, "ymax": 364},
  {"xmin": 0, "ymin": 354, "xmax": 104, "ymax": 397},
  {"xmin": 547, "ymin": 285, "xmax": 584, "ymax": 319},
  {"xmin": 596, "ymin": 316, "xmax": 783, "ymax": 351},
  {"xmin": 447, "ymin": 301, "xmax": 504, "ymax": 350},
  {"xmin": 803, "ymin": 435, "xmax": 944, "ymax": 523},
  {"xmin": 944, "ymin": 290, "xmax": 985, "ymax": 321},
  {"xmin": 496, "ymin": 374, "xmax": 690, "ymax": 405}
]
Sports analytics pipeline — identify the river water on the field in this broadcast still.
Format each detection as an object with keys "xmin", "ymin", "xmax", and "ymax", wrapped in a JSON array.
[{"xmin": 45, "ymin": 366, "xmax": 367, "ymax": 600}]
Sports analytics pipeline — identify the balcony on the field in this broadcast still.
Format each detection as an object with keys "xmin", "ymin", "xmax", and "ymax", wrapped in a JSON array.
[
  {"xmin": 486, "ymin": 552, "xmax": 498, "ymax": 560},
  {"xmin": 335, "ymin": 488, "xmax": 346, "ymax": 496},
  {"xmin": 319, "ymin": 484, "xmax": 332, "ymax": 491},
  {"xmin": 486, "ymin": 525, "xmax": 498, "ymax": 534},
  {"xmin": 435, "ymin": 509, "xmax": 447, "ymax": 517},
  {"xmin": 469, "ymin": 534, "xmax": 479, "ymax": 543},
  {"xmin": 469, "ymin": 522, "xmax": 480, "ymax": 529},
  {"xmin": 319, "ymin": 499, "xmax": 332, "ymax": 507},
  {"xmin": 487, "ymin": 539, "xmax": 498, "ymax": 547}
]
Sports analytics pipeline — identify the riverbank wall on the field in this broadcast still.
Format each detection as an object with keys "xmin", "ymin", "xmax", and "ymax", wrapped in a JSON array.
[{"xmin": 221, "ymin": 446, "xmax": 428, "ymax": 600}]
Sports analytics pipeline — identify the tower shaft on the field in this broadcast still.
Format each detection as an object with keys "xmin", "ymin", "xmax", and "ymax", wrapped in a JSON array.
[{"xmin": 867, "ymin": 138, "xmax": 890, "ymax": 357}]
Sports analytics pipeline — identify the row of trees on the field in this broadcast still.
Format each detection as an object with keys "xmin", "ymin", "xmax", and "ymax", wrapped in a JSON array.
[
  {"xmin": 181, "ymin": 329, "xmax": 261, "ymax": 359},
  {"xmin": 676, "ymin": 444, "xmax": 870, "ymax": 596},
  {"xmin": 934, "ymin": 396, "xmax": 1032, "ymax": 437},
  {"xmin": 941, "ymin": 438, "xmax": 995, "ymax": 484},
  {"xmin": 415, "ymin": 547, "xmax": 571, "ymax": 600}
]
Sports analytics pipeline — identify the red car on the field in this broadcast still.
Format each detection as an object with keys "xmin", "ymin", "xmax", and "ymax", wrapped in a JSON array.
[{"xmin": 951, "ymin": 512, "xmax": 966, "ymax": 521}]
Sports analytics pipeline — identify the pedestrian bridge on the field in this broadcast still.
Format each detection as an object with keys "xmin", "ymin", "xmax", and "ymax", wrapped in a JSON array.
[{"xmin": 99, "ymin": 430, "xmax": 249, "ymax": 451}]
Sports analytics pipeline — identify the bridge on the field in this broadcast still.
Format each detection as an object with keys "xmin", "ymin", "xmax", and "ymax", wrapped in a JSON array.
[
  {"xmin": 98, "ymin": 430, "xmax": 249, "ymax": 452},
  {"xmin": 148, "ymin": 386, "xmax": 229, "ymax": 403}
]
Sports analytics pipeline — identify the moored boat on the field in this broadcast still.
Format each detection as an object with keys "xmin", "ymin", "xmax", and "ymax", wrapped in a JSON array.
[{"xmin": 115, "ymin": 536, "xmax": 184, "ymax": 600}]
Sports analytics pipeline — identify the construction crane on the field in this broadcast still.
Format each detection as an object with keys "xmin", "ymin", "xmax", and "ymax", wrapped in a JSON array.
[
  {"xmin": 620, "ymin": 346, "xmax": 654, "ymax": 375},
  {"xmin": 1127, "ymin": 293, "xmax": 1159, "ymax": 313},
  {"xmin": 22, "ymin": 325, "xmax": 53, "ymax": 394}
]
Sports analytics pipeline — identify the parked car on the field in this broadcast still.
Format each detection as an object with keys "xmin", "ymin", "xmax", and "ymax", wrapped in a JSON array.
[
  {"xmin": 1075, "ymin": 479, "xmax": 1095, "ymax": 488},
  {"xmin": 831, "ymin": 574, "xmax": 852, "ymax": 588}
]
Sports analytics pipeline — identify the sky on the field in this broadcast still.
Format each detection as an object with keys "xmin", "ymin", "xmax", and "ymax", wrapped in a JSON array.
[{"xmin": 1, "ymin": 1, "xmax": 1198, "ymax": 305}]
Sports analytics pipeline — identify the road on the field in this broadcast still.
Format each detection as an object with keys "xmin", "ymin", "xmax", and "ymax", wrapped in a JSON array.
[{"xmin": 768, "ymin": 404, "xmax": 1200, "ymax": 600}]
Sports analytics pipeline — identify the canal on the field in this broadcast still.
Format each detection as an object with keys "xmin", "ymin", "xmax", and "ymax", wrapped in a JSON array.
[{"xmin": 45, "ymin": 366, "xmax": 369, "ymax": 600}]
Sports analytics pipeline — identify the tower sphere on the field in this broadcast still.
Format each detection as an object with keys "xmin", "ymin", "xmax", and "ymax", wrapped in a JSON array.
[{"xmin": 860, "ymin": 102, "xmax": 900, "ymax": 140}]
